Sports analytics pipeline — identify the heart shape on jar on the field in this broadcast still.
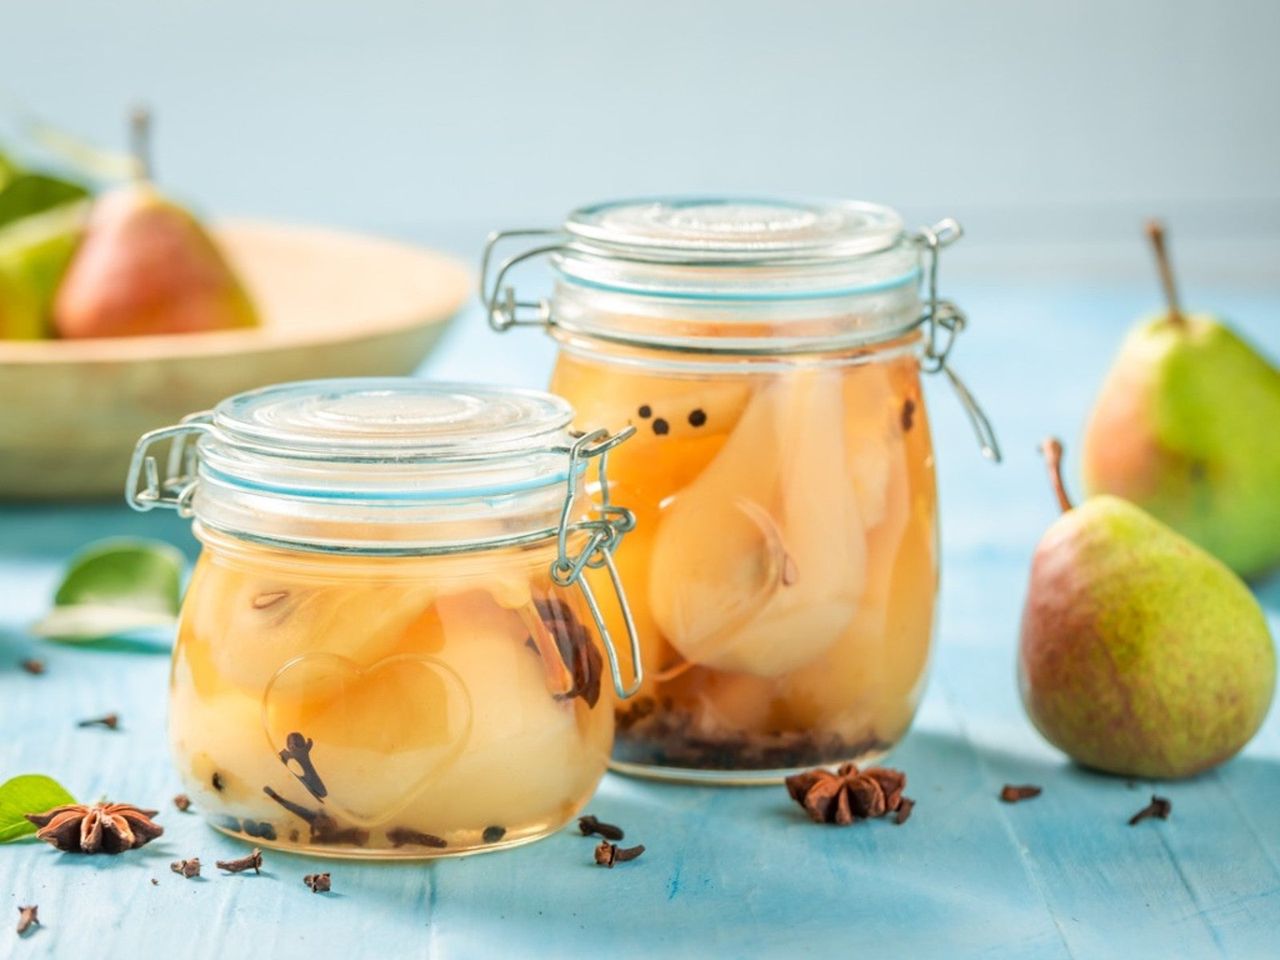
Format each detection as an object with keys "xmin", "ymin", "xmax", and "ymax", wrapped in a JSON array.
[{"xmin": 262, "ymin": 652, "xmax": 473, "ymax": 829}]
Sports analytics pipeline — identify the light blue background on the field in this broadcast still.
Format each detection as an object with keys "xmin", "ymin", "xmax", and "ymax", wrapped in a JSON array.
[{"xmin": 3, "ymin": 0, "xmax": 1279, "ymax": 255}]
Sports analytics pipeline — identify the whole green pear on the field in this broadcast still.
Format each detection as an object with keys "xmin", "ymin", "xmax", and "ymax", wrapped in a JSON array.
[
  {"xmin": 0, "ymin": 201, "xmax": 88, "ymax": 339},
  {"xmin": 1082, "ymin": 222, "xmax": 1280, "ymax": 578},
  {"xmin": 1020, "ymin": 438, "xmax": 1275, "ymax": 779},
  {"xmin": 0, "ymin": 258, "xmax": 41, "ymax": 339}
]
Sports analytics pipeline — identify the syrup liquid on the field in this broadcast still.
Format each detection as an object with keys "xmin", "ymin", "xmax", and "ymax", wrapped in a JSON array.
[
  {"xmin": 551, "ymin": 344, "xmax": 938, "ymax": 779},
  {"xmin": 170, "ymin": 531, "xmax": 613, "ymax": 857}
]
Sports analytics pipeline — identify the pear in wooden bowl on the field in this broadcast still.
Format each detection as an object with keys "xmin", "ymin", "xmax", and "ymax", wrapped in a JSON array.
[{"xmin": 0, "ymin": 220, "xmax": 470, "ymax": 499}]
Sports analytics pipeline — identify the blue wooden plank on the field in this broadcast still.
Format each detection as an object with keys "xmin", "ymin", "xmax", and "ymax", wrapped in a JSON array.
[{"xmin": 2, "ymin": 280, "xmax": 1279, "ymax": 959}]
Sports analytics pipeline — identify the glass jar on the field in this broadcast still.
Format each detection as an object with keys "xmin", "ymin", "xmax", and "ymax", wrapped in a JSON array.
[
  {"xmin": 481, "ymin": 197, "xmax": 998, "ymax": 783},
  {"xmin": 126, "ymin": 379, "xmax": 641, "ymax": 857}
]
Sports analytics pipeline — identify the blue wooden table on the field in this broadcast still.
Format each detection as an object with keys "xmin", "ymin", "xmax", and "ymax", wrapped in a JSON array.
[{"xmin": 2, "ymin": 266, "xmax": 1278, "ymax": 959}]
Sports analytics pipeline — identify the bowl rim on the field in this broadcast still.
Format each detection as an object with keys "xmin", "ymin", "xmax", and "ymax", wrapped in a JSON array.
[{"xmin": 0, "ymin": 218, "xmax": 472, "ymax": 366}]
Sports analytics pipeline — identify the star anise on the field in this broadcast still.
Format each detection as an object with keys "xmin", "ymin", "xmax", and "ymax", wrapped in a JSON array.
[
  {"xmin": 785, "ymin": 764, "xmax": 909, "ymax": 826},
  {"xmin": 26, "ymin": 802, "xmax": 163, "ymax": 854}
]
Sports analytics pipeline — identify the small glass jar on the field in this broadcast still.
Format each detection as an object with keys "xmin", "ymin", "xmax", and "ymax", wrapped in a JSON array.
[
  {"xmin": 126, "ymin": 379, "xmax": 641, "ymax": 857},
  {"xmin": 482, "ymin": 197, "xmax": 998, "ymax": 783}
]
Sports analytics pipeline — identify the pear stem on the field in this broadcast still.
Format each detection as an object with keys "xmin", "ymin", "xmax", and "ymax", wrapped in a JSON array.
[
  {"xmin": 1039, "ymin": 437, "xmax": 1074, "ymax": 513},
  {"xmin": 129, "ymin": 105, "xmax": 153, "ymax": 182},
  {"xmin": 1145, "ymin": 220, "xmax": 1183, "ymax": 327}
]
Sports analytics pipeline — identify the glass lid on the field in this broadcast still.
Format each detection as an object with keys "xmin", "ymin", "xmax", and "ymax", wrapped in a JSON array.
[
  {"xmin": 126, "ymin": 378, "xmax": 638, "ymax": 553},
  {"xmin": 196, "ymin": 379, "xmax": 582, "ymax": 503},
  {"xmin": 562, "ymin": 196, "xmax": 905, "ymax": 263},
  {"xmin": 212, "ymin": 378, "xmax": 574, "ymax": 462},
  {"xmin": 549, "ymin": 195, "xmax": 922, "ymax": 314}
]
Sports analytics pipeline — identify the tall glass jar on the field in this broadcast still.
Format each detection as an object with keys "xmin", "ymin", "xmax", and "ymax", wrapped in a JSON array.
[
  {"xmin": 126, "ymin": 379, "xmax": 641, "ymax": 856},
  {"xmin": 482, "ymin": 197, "xmax": 997, "ymax": 783}
]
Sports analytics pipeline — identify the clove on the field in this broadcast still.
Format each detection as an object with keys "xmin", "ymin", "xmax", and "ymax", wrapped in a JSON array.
[
  {"xmin": 277, "ymin": 732, "xmax": 327, "ymax": 801},
  {"xmin": 578, "ymin": 814, "xmax": 624, "ymax": 841},
  {"xmin": 77, "ymin": 713, "xmax": 120, "ymax": 730},
  {"xmin": 304, "ymin": 873, "xmax": 331, "ymax": 894},
  {"xmin": 173, "ymin": 794, "xmax": 192, "ymax": 813},
  {"xmin": 594, "ymin": 841, "xmax": 645, "ymax": 868},
  {"xmin": 170, "ymin": 858, "xmax": 201, "ymax": 879},
  {"xmin": 1000, "ymin": 784, "xmax": 1042, "ymax": 803},
  {"xmin": 1128, "ymin": 795, "xmax": 1172, "ymax": 826},
  {"xmin": 263, "ymin": 787, "xmax": 368, "ymax": 847},
  {"xmin": 216, "ymin": 848, "xmax": 263, "ymax": 875},
  {"xmin": 387, "ymin": 827, "xmax": 446, "ymax": 849},
  {"xmin": 16, "ymin": 905, "xmax": 38, "ymax": 937}
]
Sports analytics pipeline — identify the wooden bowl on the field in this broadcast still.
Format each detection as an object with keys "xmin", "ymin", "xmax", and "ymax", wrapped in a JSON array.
[{"xmin": 0, "ymin": 220, "xmax": 471, "ymax": 499}]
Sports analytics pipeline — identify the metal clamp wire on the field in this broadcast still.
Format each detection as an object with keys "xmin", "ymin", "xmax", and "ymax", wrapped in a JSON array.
[
  {"xmin": 910, "ymin": 220, "xmax": 1002, "ymax": 463},
  {"xmin": 549, "ymin": 426, "xmax": 643, "ymax": 698},
  {"xmin": 480, "ymin": 228, "xmax": 565, "ymax": 331},
  {"xmin": 915, "ymin": 218, "xmax": 962, "ymax": 368},
  {"xmin": 126, "ymin": 418, "xmax": 210, "ymax": 513}
]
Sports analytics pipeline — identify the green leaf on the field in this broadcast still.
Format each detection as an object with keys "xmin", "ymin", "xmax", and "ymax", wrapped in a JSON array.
[
  {"xmin": 0, "ymin": 775, "xmax": 76, "ymax": 842},
  {"xmin": 33, "ymin": 538, "xmax": 185, "ymax": 642},
  {"xmin": 0, "ymin": 171, "xmax": 90, "ymax": 231}
]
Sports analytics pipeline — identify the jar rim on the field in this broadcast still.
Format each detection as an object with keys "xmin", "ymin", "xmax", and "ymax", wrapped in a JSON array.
[
  {"xmin": 211, "ymin": 378, "xmax": 574, "ymax": 464},
  {"xmin": 562, "ymin": 195, "xmax": 905, "ymax": 264}
]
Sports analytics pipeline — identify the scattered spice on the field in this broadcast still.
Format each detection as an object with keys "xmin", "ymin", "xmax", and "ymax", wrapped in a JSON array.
[
  {"xmin": 578, "ymin": 815, "xmax": 624, "ymax": 841},
  {"xmin": 252, "ymin": 591, "xmax": 288, "ymax": 610},
  {"xmin": 150, "ymin": 879, "xmax": 158, "ymax": 886},
  {"xmin": 530, "ymin": 598, "xmax": 602, "ymax": 708},
  {"xmin": 262, "ymin": 787, "xmax": 370, "ymax": 847},
  {"xmin": 173, "ymin": 794, "xmax": 191, "ymax": 813},
  {"xmin": 652, "ymin": 418, "xmax": 670, "ymax": 436},
  {"xmin": 594, "ymin": 841, "xmax": 645, "ymax": 867},
  {"xmin": 242, "ymin": 820, "xmax": 277, "ymax": 841},
  {"xmin": 263, "ymin": 786, "xmax": 313, "ymax": 821},
  {"xmin": 304, "ymin": 873, "xmax": 331, "ymax": 894},
  {"xmin": 688, "ymin": 408, "xmax": 707, "ymax": 428},
  {"xmin": 216, "ymin": 848, "xmax": 263, "ymax": 874},
  {"xmin": 894, "ymin": 796, "xmax": 916, "ymax": 825},
  {"xmin": 616, "ymin": 698, "xmax": 889, "ymax": 771},
  {"xmin": 16, "ymin": 905, "xmax": 38, "ymax": 937},
  {"xmin": 26, "ymin": 802, "xmax": 163, "ymax": 854},
  {"xmin": 1000, "ymin": 784, "xmax": 1042, "ymax": 804},
  {"xmin": 313, "ymin": 816, "xmax": 370, "ymax": 847},
  {"xmin": 1128, "ymin": 795, "xmax": 1172, "ymax": 826},
  {"xmin": 785, "ymin": 764, "xmax": 908, "ymax": 826},
  {"xmin": 637, "ymin": 404, "xmax": 652, "ymax": 419},
  {"xmin": 482, "ymin": 825, "xmax": 506, "ymax": 844},
  {"xmin": 387, "ymin": 827, "xmax": 447, "ymax": 849},
  {"xmin": 76, "ymin": 713, "xmax": 119, "ymax": 730},
  {"xmin": 278, "ymin": 732, "xmax": 328, "ymax": 801},
  {"xmin": 211, "ymin": 772, "xmax": 224, "ymax": 792},
  {"xmin": 20, "ymin": 659, "xmax": 44, "ymax": 676},
  {"xmin": 901, "ymin": 397, "xmax": 916, "ymax": 432},
  {"xmin": 170, "ymin": 858, "xmax": 201, "ymax": 879}
]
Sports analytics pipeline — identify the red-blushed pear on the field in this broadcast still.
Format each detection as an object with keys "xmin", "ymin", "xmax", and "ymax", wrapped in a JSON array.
[
  {"xmin": 1019, "ymin": 437, "xmax": 1275, "ymax": 779},
  {"xmin": 1082, "ymin": 221, "xmax": 1280, "ymax": 578},
  {"xmin": 51, "ymin": 183, "xmax": 258, "ymax": 338},
  {"xmin": 51, "ymin": 110, "xmax": 258, "ymax": 339}
]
